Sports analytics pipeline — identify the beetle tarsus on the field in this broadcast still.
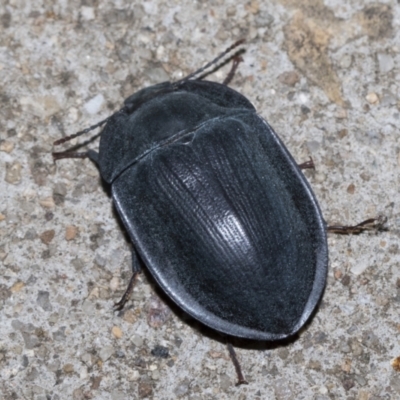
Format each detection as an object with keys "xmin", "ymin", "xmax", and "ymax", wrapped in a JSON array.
[
  {"xmin": 327, "ymin": 215, "xmax": 387, "ymax": 234},
  {"xmin": 298, "ymin": 157, "xmax": 315, "ymax": 170},
  {"xmin": 227, "ymin": 342, "xmax": 248, "ymax": 386},
  {"xmin": 113, "ymin": 271, "xmax": 140, "ymax": 311},
  {"xmin": 223, "ymin": 56, "xmax": 244, "ymax": 86}
]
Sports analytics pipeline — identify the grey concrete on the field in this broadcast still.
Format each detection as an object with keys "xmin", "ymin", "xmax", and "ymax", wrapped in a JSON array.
[{"xmin": 1, "ymin": 1, "xmax": 399, "ymax": 399}]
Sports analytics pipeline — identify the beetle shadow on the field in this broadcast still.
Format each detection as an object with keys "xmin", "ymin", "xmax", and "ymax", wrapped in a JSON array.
[
  {"xmin": 149, "ymin": 282, "xmax": 325, "ymax": 352},
  {"xmin": 107, "ymin": 200, "xmax": 326, "ymax": 354},
  {"xmin": 136, "ymin": 264, "xmax": 325, "ymax": 353}
]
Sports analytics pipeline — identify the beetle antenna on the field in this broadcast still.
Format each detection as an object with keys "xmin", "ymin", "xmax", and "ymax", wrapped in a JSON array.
[
  {"xmin": 54, "ymin": 41, "xmax": 246, "ymax": 147},
  {"xmin": 177, "ymin": 39, "xmax": 245, "ymax": 84},
  {"xmin": 53, "ymin": 109, "xmax": 126, "ymax": 146}
]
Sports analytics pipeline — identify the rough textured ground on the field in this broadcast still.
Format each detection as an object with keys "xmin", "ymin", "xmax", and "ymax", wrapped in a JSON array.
[{"xmin": 1, "ymin": 1, "xmax": 400, "ymax": 399}]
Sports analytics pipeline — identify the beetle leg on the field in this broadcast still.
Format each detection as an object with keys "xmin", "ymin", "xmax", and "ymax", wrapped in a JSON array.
[
  {"xmin": 223, "ymin": 56, "xmax": 244, "ymax": 86},
  {"xmin": 114, "ymin": 271, "xmax": 140, "ymax": 311},
  {"xmin": 114, "ymin": 247, "xmax": 142, "ymax": 311},
  {"xmin": 298, "ymin": 157, "xmax": 315, "ymax": 170},
  {"xmin": 226, "ymin": 342, "xmax": 248, "ymax": 386},
  {"xmin": 52, "ymin": 149, "xmax": 100, "ymax": 165},
  {"xmin": 52, "ymin": 151, "xmax": 89, "ymax": 161},
  {"xmin": 327, "ymin": 215, "xmax": 387, "ymax": 234}
]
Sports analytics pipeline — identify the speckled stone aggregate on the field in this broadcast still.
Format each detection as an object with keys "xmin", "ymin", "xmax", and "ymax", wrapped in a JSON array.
[{"xmin": 1, "ymin": 1, "xmax": 400, "ymax": 399}]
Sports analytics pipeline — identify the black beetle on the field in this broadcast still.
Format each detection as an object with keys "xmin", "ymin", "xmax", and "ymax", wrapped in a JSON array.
[{"xmin": 53, "ymin": 41, "xmax": 384, "ymax": 384}]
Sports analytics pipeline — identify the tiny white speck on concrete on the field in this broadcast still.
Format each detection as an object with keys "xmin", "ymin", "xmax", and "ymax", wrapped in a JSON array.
[
  {"xmin": 84, "ymin": 94, "xmax": 104, "ymax": 114},
  {"xmin": 81, "ymin": 6, "xmax": 95, "ymax": 20},
  {"xmin": 377, "ymin": 52, "xmax": 394, "ymax": 74},
  {"xmin": 350, "ymin": 258, "xmax": 371, "ymax": 275},
  {"xmin": 298, "ymin": 92, "xmax": 309, "ymax": 104}
]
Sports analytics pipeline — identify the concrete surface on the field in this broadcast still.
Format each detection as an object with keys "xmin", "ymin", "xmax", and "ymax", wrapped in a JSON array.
[{"xmin": 1, "ymin": 1, "xmax": 400, "ymax": 399}]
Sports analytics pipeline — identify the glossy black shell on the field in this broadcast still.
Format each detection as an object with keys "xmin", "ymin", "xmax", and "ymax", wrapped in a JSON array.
[{"xmin": 96, "ymin": 79, "xmax": 328, "ymax": 341}]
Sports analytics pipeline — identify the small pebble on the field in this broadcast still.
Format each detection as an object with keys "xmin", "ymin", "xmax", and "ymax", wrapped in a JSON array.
[
  {"xmin": 341, "ymin": 358, "xmax": 352, "ymax": 373},
  {"xmin": 347, "ymin": 183, "xmax": 355, "ymax": 194},
  {"xmin": 88, "ymin": 287, "xmax": 99, "ymax": 299},
  {"xmin": 146, "ymin": 295, "xmax": 172, "ymax": 328},
  {"xmin": 391, "ymin": 356, "xmax": 400, "ymax": 372},
  {"xmin": 255, "ymin": 10, "xmax": 274, "ymax": 27},
  {"xmin": 376, "ymin": 296, "xmax": 389, "ymax": 306},
  {"xmin": 115, "ymin": 349, "xmax": 125, "ymax": 358},
  {"xmin": 5, "ymin": 162, "xmax": 22, "ymax": 184},
  {"xmin": 128, "ymin": 370, "xmax": 140, "ymax": 381},
  {"xmin": 315, "ymin": 172, "xmax": 326, "ymax": 183},
  {"xmin": 109, "ymin": 277, "xmax": 120, "ymax": 291},
  {"xmin": 341, "ymin": 275, "xmax": 351, "ymax": 285},
  {"xmin": 174, "ymin": 380, "xmax": 190, "ymax": 397},
  {"xmin": 151, "ymin": 370, "xmax": 160, "ymax": 380},
  {"xmin": 366, "ymin": 92, "xmax": 379, "ymax": 104},
  {"xmin": 11, "ymin": 281, "xmax": 25, "ymax": 293},
  {"xmin": 39, "ymin": 197, "xmax": 55, "ymax": 209},
  {"xmin": 377, "ymin": 53, "xmax": 394, "ymax": 73},
  {"xmin": 335, "ymin": 108, "xmax": 347, "ymax": 119},
  {"xmin": 91, "ymin": 376, "xmax": 102, "ymax": 390},
  {"xmin": 358, "ymin": 390, "xmax": 370, "ymax": 400},
  {"xmin": 146, "ymin": 67, "xmax": 169, "ymax": 83},
  {"xmin": 278, "ymin": 71, "xmax": 300, "ymax": 87},
  {"xmin": 138, "ymin": 382, "xmax": 153, "ymax": 398},
  {"xmin": 340, "ymin": 54, "xmax": 352, "ymax": 69},
  {"xmin": 81, "ymin": 353, "xmax": 94, "ymax": 367},
  {"xmin": 84, "ymin": 94, "xmax": 104, "ymax": 114},
  {"xmin": 338, "ymin": 129, "xmax": 348, "ymax": 138},
  {"xmin": 22, "ymin": 188, "xmax": 37, "ymax": 201},
  {"xmin": 63, "ymin": 363, "xmax": 74, "ymax": 374},
  {"xmin": 334, "ymin": 269, "xmax": 343, "ymax": 280},
  {"xmin": 0, "ymin": 141, "xmax": 14, "ymax": 153},
  {"xmin": 80, "ymin": 367, "xmax": 88, "ymax": 380},
  {"xmin": 40, "ymin": 230, "xmax": 55, "ymax": 245},
  {"xmin": 319, "ymin": 386, "xmax": 328, "ymax": 394},
  {"xmin": 65, "ymin": 226, "xmax": 78, "ymax": 241},
  {"xmin": 37, "ymin": 291, "xmax": 52, "ymax": 311},
  {"xmin": 245, "ymin": 0, "xmax": 259, "ymax": 14},
  {"xmin": 151, "ymin": 345, "xmax": 169, "ymax": 359},
  {"xmin": 0, "ymin": 213, "xmax": 5, "ymax": 221},
  {"xmin": 80, "ymin": 6, "xmax": 95, "ymax": 20},
  {"xmin": 123, "ymin": 309, "xmax": 138, "ymax": 324},
  {"xmin": 99, "ymin": 345, "xmax": 114, "ymax": 362},
  {"xmin": 205, "ymin": 363, "xmax": 217, "ymax": 371},
  {"xmin": 209, "ymin": 350, "xmax": 224, "ymax": 359},
  {"xmin": 112, "ymin": 326, "xmax": 123, "ymax": 339},
  {"xmin": 226, "ymin": 6, "xmax": 236, "ymax": 16},
  {"xmin": 131, "ymin": 334, "xmax": 144, "ymax": 347}
]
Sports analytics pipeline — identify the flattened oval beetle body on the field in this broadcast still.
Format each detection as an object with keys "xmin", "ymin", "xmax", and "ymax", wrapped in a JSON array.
[
  {"xmin": 99, "ymin": 77, "xmax": 328, "ymax": 341},
  {"xmin": 54, "ymin": 41, "xmax": 384, "ymax": 383}
]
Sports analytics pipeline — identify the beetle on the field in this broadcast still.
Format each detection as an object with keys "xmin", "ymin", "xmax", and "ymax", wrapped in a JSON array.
[{"xmin": 53, "ymin": 41, "xmax": 385, "ymax": 384}]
